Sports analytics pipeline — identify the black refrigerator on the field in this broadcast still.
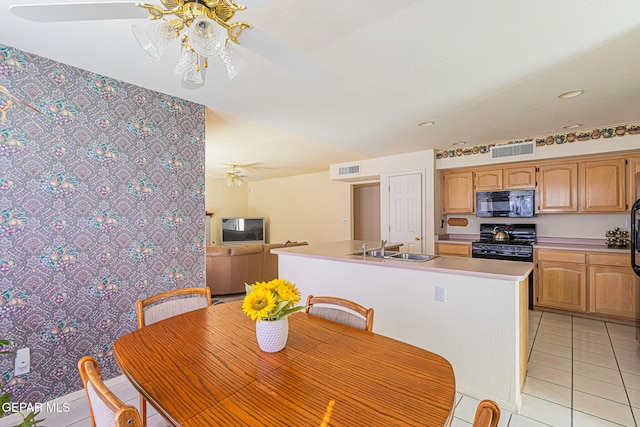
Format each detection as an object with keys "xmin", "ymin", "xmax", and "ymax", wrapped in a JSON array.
[{"xmin": 633, "ymin": 172, "xmax": 640, "ymax": 341}]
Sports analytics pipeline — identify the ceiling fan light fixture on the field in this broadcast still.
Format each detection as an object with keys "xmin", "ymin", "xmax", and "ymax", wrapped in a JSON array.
[
  {"xmin": 188, "ymin": 16, "xmax": 225, "ymax": 57},
  {"xmin": 173, "ymin": 45, "xmax": 203, "ymax": 84},
  {"xmin": 218, "ymin": 40, "xmax": 247, "ymax": 79},
  {"xmin": 132, "ymin": 19, "xmax": 177, "ymax": 61}
]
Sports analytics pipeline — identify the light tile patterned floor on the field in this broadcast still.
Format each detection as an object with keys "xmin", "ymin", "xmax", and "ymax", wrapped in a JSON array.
[
  {"xmin": 453, "ymin": 310, "xmax": 640, "ymax": 427},
  {"xmin": 2, "ymin": 310, "xmax": 639, "ymax": 426}
]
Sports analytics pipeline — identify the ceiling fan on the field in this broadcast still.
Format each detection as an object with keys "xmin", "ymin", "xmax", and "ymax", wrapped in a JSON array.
[
  {"xmin": 9, "ymin": 1, "xmax": 321, "ymax": 84},
  {"xmin": 221, "ymin": 164, "xmax": 262, "ymax": 186}
]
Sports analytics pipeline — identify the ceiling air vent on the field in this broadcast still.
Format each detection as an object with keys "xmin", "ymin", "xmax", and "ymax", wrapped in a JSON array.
[
  {"xmin": 338, "ymin": 165, "xmax": 360, "ymax": 175},
  {"xmin": 491, "ymin": 141, "xmax": 535, "ymax": 159}
]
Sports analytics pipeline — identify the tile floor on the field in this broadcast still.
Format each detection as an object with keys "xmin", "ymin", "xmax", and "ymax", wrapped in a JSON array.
[{"xmin": 2, "ymin": 309, "xmax": 639, "ymax": 426}]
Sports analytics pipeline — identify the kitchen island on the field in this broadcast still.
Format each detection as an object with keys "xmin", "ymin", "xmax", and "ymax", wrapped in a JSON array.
[{"xmin": 272, "ymin": 240, "xmax": 533, "ymax": 413}]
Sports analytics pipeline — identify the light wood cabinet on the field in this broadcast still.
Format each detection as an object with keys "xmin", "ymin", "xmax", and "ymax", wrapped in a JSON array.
[
  {"xmin": 475, "ymin": 169, "xmax": 503, "ymax": 191},
  {"xmin": 588, "ymin": 253, "xmax": 637, "ymax": 319},
  {"xmin": 442, "ymin": 171, "xmax": 474, "ymax": 214},
  {"xmin": 504, "ymin": 166, "xmax": 536, "ymax": 189},
  {"xmin": 537, "ymin": 163, "xmax": 578, "ymax": 213},
  {"xmin": 436, "ymin": 242, "xmax": 471, "ymax": 258},
  {"xmin": 536, "ymin": 249, "xmax": 587, "ymax": 312},
  {"xmin": 535, "ymin": 249, "xmax": 639, "ymax": 321},
  {"xmin": 629, "ymin": 156, "xmax": 640, "ymax": 208},
  {"xmin": 579, "ymin": 159, "xmax": 626, "ymax": 212}
]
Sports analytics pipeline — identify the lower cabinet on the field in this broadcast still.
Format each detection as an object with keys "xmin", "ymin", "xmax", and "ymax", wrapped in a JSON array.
[
  {"xmin": 535, "ymin": 249, "xmax": 637, "ymax": 320},
  {"xmin": 589, "ymin": 253, "xmax": 637, "ymax": 319},
  {"xmin": 537, "ymin": 258, "xmax": 587, "ymax": 312},
  {"xmin": 435, "ymin": 242, "xmax": 471, "ymax": 257}
]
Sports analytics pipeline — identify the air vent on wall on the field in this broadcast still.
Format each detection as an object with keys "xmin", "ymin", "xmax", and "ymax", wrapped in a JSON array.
[
  {"xmin": 491, "ymin": 141, "xmax": 535, "ymax": 159},
  {"xmin": 338, "ymin": 165, "xmax": 360, "ymax": 175}
]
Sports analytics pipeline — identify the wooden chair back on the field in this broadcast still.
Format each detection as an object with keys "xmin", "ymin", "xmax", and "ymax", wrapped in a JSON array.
[
  {"xmin": 136, "ymin": 286, "xmax": 212, "ymax": 328},
  {"xmin": 78, "ymin": 356, "xmax": 142, "ymax": 427},
  {"xmin": 136, "ymin": 286, "xmax": 212, "ymax": 422},
  {"xmin": 305, "ymin": 295, "xmax": 374, "ymax": 332},
  {"xmin": 473, "ymin": 399, "xmax": 501, "ymax": 427}
]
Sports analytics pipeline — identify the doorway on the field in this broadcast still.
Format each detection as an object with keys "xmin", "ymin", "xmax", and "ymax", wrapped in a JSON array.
[
  {"xmin": 353, "ymin": 183, "xmax": 380, "ymax": 242},
  {"xmin": 389, "ymin": 173, "xmax": 423, "ymax": 253}
]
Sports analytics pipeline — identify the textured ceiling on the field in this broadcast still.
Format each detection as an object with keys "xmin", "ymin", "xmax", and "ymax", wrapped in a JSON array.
[{"xmin": 2, "ymin": 0, "xmax": 640, "ymax": 181}]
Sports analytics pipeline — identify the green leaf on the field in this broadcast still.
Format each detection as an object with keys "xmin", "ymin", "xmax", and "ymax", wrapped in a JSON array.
[
  {"xmin": 279, "ymin": 305, "xmax": 308, "ymax": 318},
  {"xmin": 0, "ymin": 393, "xmax": 10, "ymax": 417},
  {"xmin": 244, "ymin": 283, "xmax": 254, "ymax": 294},
  {"xmin": 13, "ymin": 410, "xmax": 46, "ymax": 427},
  {"xmin": 0, "ymin": 339, "xmax": 14, "ymax": 356}
]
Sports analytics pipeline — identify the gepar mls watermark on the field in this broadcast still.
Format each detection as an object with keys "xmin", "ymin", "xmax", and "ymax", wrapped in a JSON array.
[{"xmin": 2, "ymin": 401, "xmax": 71, "ymax": 414}]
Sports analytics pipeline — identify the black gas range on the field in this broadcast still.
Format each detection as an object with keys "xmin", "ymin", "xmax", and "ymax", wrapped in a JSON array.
[{"xmin": 471, "ymin": 223, "xmax": 536, "ymax": 262}]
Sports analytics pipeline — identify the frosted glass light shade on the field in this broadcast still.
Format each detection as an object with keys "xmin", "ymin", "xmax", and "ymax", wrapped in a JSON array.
[
  {"xmin": 173, "ymin": 45, "xmax": 202, "ymax": 84},
  {"xmin": 218, "ymin": 40, "xmax": 247, "ymax": 79},
  {"xmin": 188, "ymin": 16, "xmax": 225, "ymax": 57},
  {"xmin": 132, "ymin": 19, "xmax": 176, "ymax": 61}
]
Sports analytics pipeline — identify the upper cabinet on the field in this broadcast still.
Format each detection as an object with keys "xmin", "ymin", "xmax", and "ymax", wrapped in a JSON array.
[
  {"xmin": 579, "ymin": 159, "xmax": 626, "ymax": 212},
  {"xmin": 439, "ymin": 150, "xmax": 640, "ymax": 216},
  {"xmin": 537, "ymin": 163, "xmax": 578, "ymax": 213},
  {"xmin": 475, "ymin": 166, "xmax": 536, "ymax": 191},
  {"xmin": 504, "ymin": 166, "xmax": 536, "ymax": 189},
  {"xmin": 475, "ymin": 169, "xmax": 503, "ymax": 191},
  {"xmin": 629, "ymin": 156, "xmax": 640, "ymax": 205},
  {"xmin": 441, "ymin": 171, "xmax": 474, "ymax": 214}
]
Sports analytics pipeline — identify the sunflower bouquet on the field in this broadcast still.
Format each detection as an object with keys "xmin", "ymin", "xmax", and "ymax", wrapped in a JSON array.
[{"xmin": 242, "ymin": 278, "xmax": 306, "ymax": 322}]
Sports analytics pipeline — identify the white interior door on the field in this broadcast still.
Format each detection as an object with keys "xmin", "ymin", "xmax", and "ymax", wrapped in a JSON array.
[{"xmin": 389, "ymin": 173, "xmax": 423, "ymax": 253}]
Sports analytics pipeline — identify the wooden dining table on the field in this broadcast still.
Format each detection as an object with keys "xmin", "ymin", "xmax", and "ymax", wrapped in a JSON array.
[{"xmin": 113, "ymin": 301, "xmax": 456, "ymax": 426}]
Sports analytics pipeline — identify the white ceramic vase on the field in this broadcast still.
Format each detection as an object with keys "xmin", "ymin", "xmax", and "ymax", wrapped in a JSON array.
[{"xmin": 255, "ymin": 317, "xmax": 289, "ymax": 352}]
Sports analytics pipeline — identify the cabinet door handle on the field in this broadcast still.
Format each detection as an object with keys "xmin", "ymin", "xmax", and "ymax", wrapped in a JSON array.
[{"xmin": 415, "ymin": 236, "xmax": 421, "ymax": 241}]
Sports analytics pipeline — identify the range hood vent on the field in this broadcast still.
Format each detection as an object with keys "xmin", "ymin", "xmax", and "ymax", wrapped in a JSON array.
[
  {"xmin": 491, "ymin": 141, "xmax": 535, "ymax": 159},
  {"xmin": 338, "ymin": 165, "xmax": 360, "ymax": 175}
]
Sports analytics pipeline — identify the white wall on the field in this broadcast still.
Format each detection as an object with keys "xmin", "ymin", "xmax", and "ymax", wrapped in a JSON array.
[{"xmin": 247, "ymin": 171, "xmax": 351, "ymax": 244}]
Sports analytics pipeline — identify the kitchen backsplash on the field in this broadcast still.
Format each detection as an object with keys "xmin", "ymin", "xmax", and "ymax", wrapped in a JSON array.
[{"xmin": 0, "ymin": 44, "xmax": 205, "ymax": 403}]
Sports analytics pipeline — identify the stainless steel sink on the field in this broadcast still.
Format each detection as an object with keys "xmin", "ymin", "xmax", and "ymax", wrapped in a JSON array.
[
  {"xmin": 350, "ymin": 250, "xmax": 387, "ymax": 258},
  {"xmin": 387, "ymin": 253, "xmax": 437, "ymax": 262},
  {"xmin": 350, "ymin": 251, "xmax": 437, "ymax": 262}
]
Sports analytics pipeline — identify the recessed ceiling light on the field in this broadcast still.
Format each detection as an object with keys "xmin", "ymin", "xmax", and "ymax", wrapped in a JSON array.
[
  {"xmin": 558, "ymin": 90, "xmax": 584, "ymax": 99},
  {"xmin": 418, "ymin": 121, "xmax": 435, "ymax": 127},
  {"xmin": 563, "ymin": 123, "xmax": 582, "ymax": 129},
  {"xmin": 452, "ymin": 141, "xmax": 466, "ymax": 146}
]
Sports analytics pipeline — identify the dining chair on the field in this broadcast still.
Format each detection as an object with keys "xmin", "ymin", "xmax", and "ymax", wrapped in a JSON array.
[
  {"xmin": 78, "ymin": 356, "xmax": 142, "ymax": 427},
  {"xmin": 305, "ymin": 295, "xmax": 374, "ymax": 332},
  {"xmin": 473, "ymin": 399, "xmax": 500, "ymax": 427},
  {"xmin": 136, "ymin": 286, "xmax": 212, "ymax": 423}
]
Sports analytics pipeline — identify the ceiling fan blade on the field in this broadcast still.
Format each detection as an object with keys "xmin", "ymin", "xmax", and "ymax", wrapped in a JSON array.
[
  {"xmin": 237, "ymin": 27, "xmax": 322, "ymax": 81},
  {"xmin": 10, "ymin": 2, "xmax": 147, "ymax": 22}
]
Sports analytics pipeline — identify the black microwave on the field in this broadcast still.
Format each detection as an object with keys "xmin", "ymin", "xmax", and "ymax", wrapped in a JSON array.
[{"xmin": 476, "ymin": 190, "xmax": 535, "ymax": 218}]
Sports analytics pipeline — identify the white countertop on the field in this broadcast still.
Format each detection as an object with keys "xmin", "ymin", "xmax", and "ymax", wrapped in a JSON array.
[{"xmin": 272, "ymin": 240, "xmax": 532, "ymax": 281}]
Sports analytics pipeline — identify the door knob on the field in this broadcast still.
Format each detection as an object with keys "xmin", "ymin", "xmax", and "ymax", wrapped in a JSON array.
[{"xmin": 415, "ymin": 236, "xmax": 421, "ymax": 241}]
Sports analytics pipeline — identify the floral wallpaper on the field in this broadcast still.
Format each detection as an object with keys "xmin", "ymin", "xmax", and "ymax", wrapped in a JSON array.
[{"xmin": 0, "ymin": 44, "xmax": 206, "ymax": 404}]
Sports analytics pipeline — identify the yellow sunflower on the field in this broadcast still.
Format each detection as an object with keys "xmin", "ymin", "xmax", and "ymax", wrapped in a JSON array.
[
  {"xmin": 274, "ymin": 279, "xmax": 301, "ymax": 306},
  {"xmin": 242, "ymin": 287, "xmax": 276, "ymax": 321}
]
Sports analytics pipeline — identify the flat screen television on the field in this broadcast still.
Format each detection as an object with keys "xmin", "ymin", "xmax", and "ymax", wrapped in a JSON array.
[{"xmin": 220, "ymin": 217, "xmax": 265, "ymax": 245}]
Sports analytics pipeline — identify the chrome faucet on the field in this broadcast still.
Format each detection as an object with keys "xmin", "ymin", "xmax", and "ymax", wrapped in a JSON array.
[
  {"xmin": 361, "ymin": 242, "xmax": 368, "ymax": 255},
  {"xmin": 380, "ymin": 239, "xmax": 387, "ymax": 257}
]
